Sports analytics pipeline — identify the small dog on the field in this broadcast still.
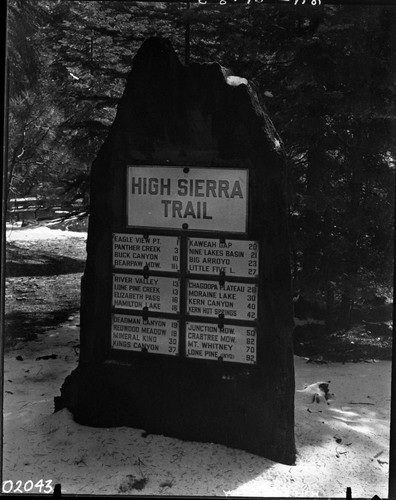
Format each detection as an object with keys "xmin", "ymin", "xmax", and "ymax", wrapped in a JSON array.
[{"xmin": 296, "ymin": 381, "xmax": 333, "ymax": 404}]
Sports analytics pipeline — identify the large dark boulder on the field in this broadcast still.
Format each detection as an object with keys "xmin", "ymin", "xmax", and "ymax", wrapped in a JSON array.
[{"xmin": 58, "ymin": 37, "xmax": 296, "ymax": 465}]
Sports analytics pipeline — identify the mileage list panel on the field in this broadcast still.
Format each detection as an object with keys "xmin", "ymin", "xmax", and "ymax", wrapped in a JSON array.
[
  {"xmin": 112, "ymin": 274, "xmax": 180, "ymax": 313},
  {"xmin": 112, "ymin": 314, "xmax": 179, "ymax": 356},
  {"xmin": 186, "ymin": 322, "xmax": 257, "ymax": 364},
  {"xmin": 187, "ymin": 280, "xmax": 258, "ymax": 321},
  {"xmin": 188, "ymin": 238, "xmax": 259, "ymax": 277},
  {"xmin": 113, "ymin": 233, "xmax": 180, "ymax": 271}
]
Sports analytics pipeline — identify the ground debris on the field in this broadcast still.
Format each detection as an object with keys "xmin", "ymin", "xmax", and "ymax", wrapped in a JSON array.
[
  {"xmin": 118, "ymin": 475, "xmax": 148, "ymax": 493},
  {"xmin": 159, "ymin": 480, "xmax": 173, "ymax": 488}
]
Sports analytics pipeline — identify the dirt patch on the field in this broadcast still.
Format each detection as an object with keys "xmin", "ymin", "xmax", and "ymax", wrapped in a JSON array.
[
  {"xmin": 293, "ymin": 323, "xmax": 393, "ymax": 363},
  {"xmin": 6, "ymin": 243, "xmax": 85, "ymax": 277}
]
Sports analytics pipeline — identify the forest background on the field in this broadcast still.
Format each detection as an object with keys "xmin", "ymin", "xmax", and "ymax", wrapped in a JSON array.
[{"xmin": 5, "ymin": 0, "xmax": 395, "ymax": 341}]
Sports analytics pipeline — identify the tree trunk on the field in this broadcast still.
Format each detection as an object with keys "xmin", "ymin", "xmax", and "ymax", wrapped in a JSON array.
[
  {"xmin": 325, "ymin": 282, "xmax": 335, "ymax": 334},
  {"xmin": 302, "ymin": 140, "xmax": 324, "ymax": 283},
  {"xmin": 339, "ymin": 293, "xmax": 353, "ymax": 330}
]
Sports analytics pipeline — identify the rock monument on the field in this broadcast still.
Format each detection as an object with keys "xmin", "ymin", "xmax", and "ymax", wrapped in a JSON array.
[{"xmin": 57, "ymin": 37, "xmax": 296, "ymax": 465}]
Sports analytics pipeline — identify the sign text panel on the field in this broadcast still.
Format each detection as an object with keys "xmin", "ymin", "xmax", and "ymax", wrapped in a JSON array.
[
  {"xmin": 113, "ymin": 233, "xmax": 180, "ymax": 271},
  {"xmin": 112, "ymin": 314, "xmax": 179, "ymax": 355},
  {"xmin": 188, "ymin": 238, "xmax": 259, "ymax": 277},
  {"xmin": 112, "ymin": 274, "xmax": 180, "ymax": 313},
  {"xmin": 127, "ymin": 166, "xmax": 248, "ymax": 232},
  {"xmin": 187, "ymin": 280, "xmax": 258, "ymax": 321},
  {"xmin": 186, "ymin": 322, "xmax": 257, "ymax": 364}
]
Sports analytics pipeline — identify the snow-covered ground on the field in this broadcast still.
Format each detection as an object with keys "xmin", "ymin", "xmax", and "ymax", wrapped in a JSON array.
[
  {"xmin": 2, "ymin": 316, "xmax": 391, "ymax": 497},
  {"xmin": 5, "ymin": 224, "xmax": 88, "ymax": 242},
  {"xmin": 3, "ymin": 226, "xmax": 392, "ymax": 497}
]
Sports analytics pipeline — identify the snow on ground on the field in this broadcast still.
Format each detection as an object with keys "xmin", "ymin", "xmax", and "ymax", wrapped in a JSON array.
[
  {"xmin": 5, "ymin": 224, "xmax": 87, "ymax": 242},
  {"xmin": 2, "ymin": 315, "xmax": 391, "ymax": 497},
  {"xmin": 3, "ymin": 226, "xmax": 392, "ymax": 497}
]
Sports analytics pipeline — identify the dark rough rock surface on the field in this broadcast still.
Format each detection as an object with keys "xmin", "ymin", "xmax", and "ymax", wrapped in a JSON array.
[{"xmin": 58, "ymin": 37, "xmax": 296, "ymax": 465}]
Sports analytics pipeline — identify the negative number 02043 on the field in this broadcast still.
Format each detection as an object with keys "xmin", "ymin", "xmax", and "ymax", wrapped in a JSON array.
[{"xmin": 2, "ymin": 479, "xmax": 53, "ymax": 494}]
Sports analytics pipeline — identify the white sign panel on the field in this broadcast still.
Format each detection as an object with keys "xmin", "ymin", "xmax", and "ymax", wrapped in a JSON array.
[
  {"xmin": 187, "ymin": 280, "xmax": 258, "ymax": 321},
  {"xmin": 113, "ymin": 233, "xmax": 180, "ymax": 271},
  {"xmin": 186, "ymin": 322, "xmax": 257, "ymax": 364},
  {"xmin": 127, "ymin": 166, "xmax": 248, "ymax": 232},
  {"xmin": 112, "ymin": 274, "xmax": 180, "ymax": 313},
  {"xmin": 188, "ymin": 238, "xmax": 259, "ymax": 277},
  {"xmin": 112, "ymin": 314, "xmax": 179, "ymax": 356}
]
